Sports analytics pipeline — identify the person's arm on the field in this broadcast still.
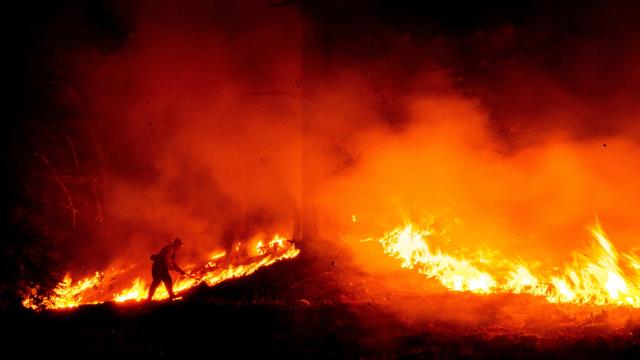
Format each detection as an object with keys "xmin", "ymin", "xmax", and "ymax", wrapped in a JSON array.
[{"xmin": 169, "ymin": 251, "xmax": 185, "ymax": 274}]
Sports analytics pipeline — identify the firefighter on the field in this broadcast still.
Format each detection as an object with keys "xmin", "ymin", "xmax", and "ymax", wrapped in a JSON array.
[{"xmin": 147, "ymin": 238, "xmax": 186, "ymax": 301}]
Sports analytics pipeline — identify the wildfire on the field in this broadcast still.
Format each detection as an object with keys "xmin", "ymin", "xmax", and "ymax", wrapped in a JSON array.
[
  {"xmin": 23, "ymin": 234, "xmax": 300, "ymax": 310},
  {"xmin": 378, "ymin": 221, "xmax": 640, "ymax": 307},
  {"xmin": 22, "ymin": 272, "xmax": 105, "ymax": 310}
]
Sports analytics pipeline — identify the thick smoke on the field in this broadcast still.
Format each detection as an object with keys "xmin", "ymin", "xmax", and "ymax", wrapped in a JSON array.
[
  {"xmin": 8, "ymin": 0, "xmax": 640, "ymax": 295},
  {"xmin": 299, "ymin": 1, "xmax": 640, "ymax": 272},
  {"xmin": 32, "ymin": 0, "xmax": 303, "ymax": 271}
]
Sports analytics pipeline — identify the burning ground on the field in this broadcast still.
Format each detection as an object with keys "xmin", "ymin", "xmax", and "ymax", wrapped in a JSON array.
[
  {"xmin": 4, "ymin": 254, "xmax": 640, "ymax": 358},
  {"xmin": 21, "ymin": 234, "xmax": 300, "ymax": 309},
  {"xmin": 4, "ymin": 0, "xmax": 640, "ymax": 358}
]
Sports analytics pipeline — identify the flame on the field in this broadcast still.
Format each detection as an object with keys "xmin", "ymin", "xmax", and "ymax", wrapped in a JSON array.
[
  {"xmin": 23, "ymin": 234, "xmax": 299, "ymax": 310},
  {"xmin": 377, "ymin": 221, "xmax": 640, "ymax": 307},
  {"xmin": 269, "ymin": 234, "xmax": 286, "ymax": 249},
  {"xmin": 113, "ymin": 277, "xmax": 147, "ymax": 302},
  {"xmin": 209, "ymin": 250, "xmax": 227, "ymax": 260},
  {"xmin": 22, "ymin": 272, "xmax": 104, "ymax": 310},
  {"xmin": 256, "ymin": 240, "xmax": 265, "ymax": 255}
]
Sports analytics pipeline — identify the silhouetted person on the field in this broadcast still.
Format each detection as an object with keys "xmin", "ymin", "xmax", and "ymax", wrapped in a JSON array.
[{"xmin": 147, "ymin": 238, "xmax": 185, "ymax": 301}]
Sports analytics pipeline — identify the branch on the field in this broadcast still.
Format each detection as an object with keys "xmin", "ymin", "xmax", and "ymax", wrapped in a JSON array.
[
  {"xmin": 54, "ymin": 175, "xmax": 77, "ymax": 227},
  {"xmin": 63, "ymin": 133, "xmax": 80, "ymax": 176}
]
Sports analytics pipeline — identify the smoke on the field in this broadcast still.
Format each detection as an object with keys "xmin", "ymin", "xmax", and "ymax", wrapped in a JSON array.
[
  {"xmin": 298, "ymin": 1, "xmax": 640, "ymax": 273},
  {"xmin": 11, "ymin": 0, "xmax": 640, "ymax": 289},
  {"xmin": 36, "ymin": 0, "xmax": 303, "ymax": 270},
  {"xmin": 316, "ymin": 93, "xmax": 640, "ymax": 265}
]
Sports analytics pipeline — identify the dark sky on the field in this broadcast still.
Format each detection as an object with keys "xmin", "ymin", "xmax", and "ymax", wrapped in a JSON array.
[
  {"xmin": 7, "ymin": 0, "xmax": 640, "ymax": 140},
  {"xmin": 300, "ymin": 0, "xmax": 640, "ymax": 141}
]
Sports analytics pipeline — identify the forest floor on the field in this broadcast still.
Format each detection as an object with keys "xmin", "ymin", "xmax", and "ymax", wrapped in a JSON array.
[{"xmin": 5, "ymin": 254, "xmax": 640, "ymax": 359}]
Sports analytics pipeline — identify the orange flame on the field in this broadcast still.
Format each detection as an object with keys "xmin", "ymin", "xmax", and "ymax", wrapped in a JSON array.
[
  {"xmin": 23, "ymin": 234, "xmax": 299, "ymax": 310},
  {"xmin": 22, "ymin": 272, "xmax": 105, "ymax": 310},
  {"xmin": 378, "ymin": 220, "xmax": 640, "ymax": 307}
]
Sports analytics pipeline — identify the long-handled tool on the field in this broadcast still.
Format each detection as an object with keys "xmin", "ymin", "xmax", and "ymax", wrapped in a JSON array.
[{"xmin": 182, "ymin": 272, "xmax": 203, "ymax": 282}]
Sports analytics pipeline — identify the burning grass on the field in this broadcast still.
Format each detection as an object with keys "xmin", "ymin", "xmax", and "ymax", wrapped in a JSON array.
[
  {"xmin": 22, "ymin": 234, "xmax": 299, "ymax": 310},
  {"xmin": 376, "ymin": 219, "xmax": 640, "ymax": 307},
  {"xmin": 8, "ymin": 253, "xmax": 640, "ymax": 359}
]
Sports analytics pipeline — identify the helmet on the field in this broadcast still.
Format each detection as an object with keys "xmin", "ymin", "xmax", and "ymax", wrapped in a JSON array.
[{"xmin": 172, "ymin": 238, "xmax": 183, "ymax": 247}]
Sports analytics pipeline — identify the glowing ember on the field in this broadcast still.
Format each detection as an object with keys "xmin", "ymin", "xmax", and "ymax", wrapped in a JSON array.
[
  {"xmin": 23, "ymin": 234, "xmax": 300, "ymax": 310},
  {"xmin": 378, "ymin": 221, "xmax": 640, "ymax": 307}
]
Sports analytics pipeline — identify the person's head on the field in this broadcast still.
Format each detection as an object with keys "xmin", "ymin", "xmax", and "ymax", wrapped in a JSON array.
[{"xmin": 172, "ymin": 238, "xmax": 183, "ymax": 249}]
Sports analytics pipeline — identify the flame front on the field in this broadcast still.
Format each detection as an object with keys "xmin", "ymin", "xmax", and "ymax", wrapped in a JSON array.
[
  {"xmin": 22, "ymin": 272, "xmax": 105, "ymax": 310},
  {"xmin": 378, "ymin": 221, "xmax": 640, "ymax": 307},
  {"xmin": 23, "ymin": 234, "xmax": 300, "ymax": 310}
]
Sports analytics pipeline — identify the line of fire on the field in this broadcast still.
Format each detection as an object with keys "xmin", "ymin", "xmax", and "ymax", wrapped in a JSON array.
[{"xmin": 4, "ymin": 0, "xmax": 640, "ymax": 358}]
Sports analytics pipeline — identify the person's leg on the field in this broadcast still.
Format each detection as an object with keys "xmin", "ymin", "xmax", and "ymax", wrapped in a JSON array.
[
  {"xmin": 147, "ymin": 279, "xmax": 160, "ymax": 301},
  {"xmin": 162, "ymin": 273, "xmax": 175, "ymax": 300}
]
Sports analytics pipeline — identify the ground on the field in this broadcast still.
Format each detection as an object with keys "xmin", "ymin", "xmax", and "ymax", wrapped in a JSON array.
[{"xmin": 5, "ymin": 255, "xmax": 640, "ymax": 359}]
